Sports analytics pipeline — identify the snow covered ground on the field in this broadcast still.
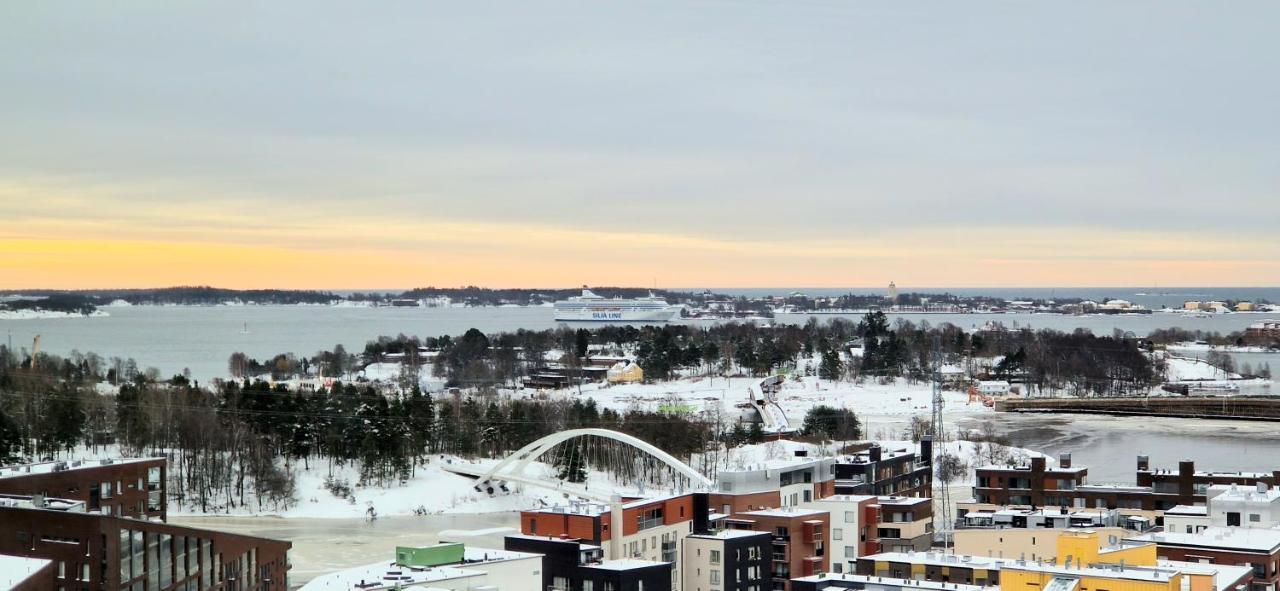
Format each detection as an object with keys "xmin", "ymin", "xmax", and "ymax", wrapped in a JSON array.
[
  {"xmin": 1163, "ymin": 355, "xmax": 1240, "ymax": 381},
  {"xmin": 550, "ymin": 374, "xmax": 987, "ymax": 428}
]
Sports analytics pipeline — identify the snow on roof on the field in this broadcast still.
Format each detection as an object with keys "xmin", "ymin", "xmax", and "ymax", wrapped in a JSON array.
[
  {"xmin": 0, "ymin": 457, "xmax": 158, "ymax": 480},
  {"xmin": 298, "ymin": 562, "xmax": 482, "ymax": 591},
  {"xmin": 1159, "ymin": 560, "xmax": 1253, "ymax": 589},
  {"xmin": 0, "ymin": 554, "xmax": 51, "ymax": 589},
  {"xmin": 736, "ymin": 507, "xmax": 828, "ymax": 518},
  {"xmin": 875, "ymin": 496, "xmax": 930, "ymax": 507},
  {"xmin": 792, "ymin": 572, "xmax": 984, "ymax": 591},
  {"xmin": 1135, "ymin": 527, "xmax": 1280, "ymax": 552},
  {"xmin": 1003, "ymin": 561, "xmax": 1177, "ymax": 583},
  {"xmin": 807, "ymin": 494, "xmax": 876, "ymax": 504},
  {"xmin": 461, "ymin": 547, "xmax": 541, "ymax": 563},
  {"xmin": 583, "ymin": 559, "xmax": 668, "ymax": 571},
  {"xmin": 862, "ymin": 551, "xmax": 1009, "ymax": 569},
  {"xmin": 0, "ymin": 494, "xmax": 87, "ymax": 512},
  {"xmin": 689, "ymin": 529, "xmax": 771, "ymax": 540},
  {"xmin": 1164, "ymin": 505, "xmax": 1208, "ymax": 516}
]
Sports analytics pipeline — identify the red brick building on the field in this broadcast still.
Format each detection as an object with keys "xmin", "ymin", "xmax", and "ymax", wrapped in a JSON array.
[
  {"xmin": 724, "ymin": 507, "xmax": 830, "ymax": 591},
  {"xmin": 0, "ymin": 458, "xmax": 167, "ymax": 520},
  {"xmin": 0, "ymin": 494, "xmax": 291, "ymax": 591}
]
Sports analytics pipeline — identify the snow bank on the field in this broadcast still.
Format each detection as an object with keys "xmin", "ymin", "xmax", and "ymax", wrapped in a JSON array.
[{"xmin": 0, "ymin": 309, "xmax": 108, "ymax": 320}]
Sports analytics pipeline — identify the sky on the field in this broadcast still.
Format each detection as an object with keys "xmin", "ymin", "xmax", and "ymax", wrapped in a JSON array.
[{"xmin": 2, "ymin": 1, "xmax": 1278, "ymax": 290}]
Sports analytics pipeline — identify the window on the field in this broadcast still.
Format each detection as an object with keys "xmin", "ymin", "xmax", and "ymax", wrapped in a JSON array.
[
  {"xmin": 530, "ymin": 519, "xmax": 537, "ymax": 533},
  {"xmin": 552, "ymin": 576, "xmax": 570, "ymax": 591},
  {"xmin": 833, "ymin": 528, "xmax": 843, "ymax": 541},
  {"xmin": 1227, "ymin": 512, "xmax": 1242, "ymax": 527},
  {"xmin": 845, "ymin": 511, "xmax": 856, "ymax": 523},
  {"xmin": 710, "ymin": 570, "xmax": 721, "ymax": 585},
  {"xmin": 710, "ymin": 550, "xmax": 721, "ymax": 565},
  {"xmin": 1250, "ymin": 514, "xmax": 1262, "ymax": 523},
  {"xmin": 584, "ymin": 580, "xmax": 594, "ymax": 591}
]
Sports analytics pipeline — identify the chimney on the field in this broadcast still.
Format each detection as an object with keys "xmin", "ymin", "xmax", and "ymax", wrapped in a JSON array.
[
  {"xmin": 1031, "ymin": 457, "xmax": 1046, "ymax": 473},
  {"xmin": 1137, "ymin": 456, "xmax": 1149, "ymax": 471},
  {"xmin": 920, "ymin": 435, "xmax": 934, "ymax": 465},
  {"xmin": 1257, "ymin": 482, "xmax": 1269, "ymax": 494},
  {"xmin": 1059, "ymin": 454, "xmax": 1072, "ymax": 469},
  {"xmin": 692, "ymin": 493, "xmax": 711, "ymax": 535},
  {"xmin": 869, "ymin": 445, "xmax": 882, "ymax": 463}
]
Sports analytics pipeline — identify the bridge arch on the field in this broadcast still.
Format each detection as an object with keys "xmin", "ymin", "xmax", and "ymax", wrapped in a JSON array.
[{"xmin": 474, "ymin": 428, "xmax": 712, "ymax": 495}]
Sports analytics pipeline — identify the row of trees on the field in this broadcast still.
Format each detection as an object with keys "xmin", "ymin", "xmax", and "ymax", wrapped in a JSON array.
[{"xmin": 225, "ymin": 312, "xmax": 1166, "ymax": 396}]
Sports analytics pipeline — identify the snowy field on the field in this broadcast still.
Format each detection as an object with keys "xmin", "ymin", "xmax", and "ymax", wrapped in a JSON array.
[{"xmin": 548, "ymin": 374, "xmax": 987, "ymax": 428}]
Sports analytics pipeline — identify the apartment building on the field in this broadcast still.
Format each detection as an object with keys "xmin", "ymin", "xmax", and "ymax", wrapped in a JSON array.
[
  {"xmin": 973, "ymin": 455, "xmax": 1280, "ymax": 516},
  {"xmin": 831, "ymin": 438, "xmax": 933, "ymax": 498},
  {"xmin": 682, "ymin": 530, "xmax": 770, "ymax": 591},
  {"xmin": 724, "ymin": 508, "xmax": 830, "ymax": 591},
  {"xmin": 506, "ymin": 535, "xmax": 673, "ymax": 591},
  {"xmin": 521, "ymin": 495, "xmax": 695, "ymax": 590},
  {"xmin": 856, "ymin": 551, "xmax": 1007, "ymax": 586},
  {"xmin": 715, "ymin": 454, "xmax": 835, "ymax": 507},
  {"xmin": 972, "ymin": 455, "xmax": 1088, "ymax": 507},
  {"xmin": 0, "ymin": 493, "xmax": 291, "ymax": 591},
  {"xmin": 796, "ymin": 495, "xmax": 879, "ymax": 573},
  {"xmin": 873, "ymin": 497, "xmax": 932, "ymax": 553},
  {"xmin": 0, "ymin": 457, "xmax": 166, "ymax": 520},
  {"xmin": 1131, "ymin": 527, "xmax": 1280, "ymax": 591}
]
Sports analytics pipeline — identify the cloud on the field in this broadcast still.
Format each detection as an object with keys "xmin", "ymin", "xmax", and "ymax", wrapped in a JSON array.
[{"xmin": 1, "ymin": 1, "xmax": 1278, "ymax": 287}]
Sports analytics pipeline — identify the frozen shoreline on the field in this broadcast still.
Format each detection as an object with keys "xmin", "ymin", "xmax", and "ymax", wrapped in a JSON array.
[{"xmin": 0, "ymin": 309, "xmax": 107, "ymax": 320}]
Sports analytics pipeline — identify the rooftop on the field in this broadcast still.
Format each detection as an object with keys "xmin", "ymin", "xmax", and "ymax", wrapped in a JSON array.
[
  {"xmin": 862, "ymin": 551, "xmax": 1009, "ymax": 570},
  {"xmin": 298, "ymin": 562, "xmax": 483, "ymax": 591},
  {"xmin": 0, "ymin": 493, "xmax": 87, "ymax": 512},
  {"xmin": 1134, "ymin": 527, "xmax": 1280, "ymax": 553},
  {"xmin": 791, "ymin": 572, "xmax": 986, "ymax": 591},
  {"xmin": 1002, "ymin": 561, "xmax": 1178, "ymax": 583},
  {"xmin": 1159, "ymin": 560, "xmax": 1253, "ymax": 590},
  {"xmin": 298, "ymin": 547, "xmax": 541, "ymax": 591},
  {"xmin": 0, "ymin": 554, "xmax": 52, "ymax": 590},
  {"xmin": 1208, "ymin": 484, "xmax": 1280, "ymax": 503},
  {"xmin": 689, "ymin": 529, "xmax": 772, "ymax": 541},
  {"xmin": 736, "ymin": 507, "xmax": 829, "ymax": 519},
  {"xmin": 503, "ymin": 534, "xmax": 602, "ymax": 550},
  {"xmin": 0, "ymin": 457, "xmax": 161, "ymax": 480},
  {"xmin": 1163, "ymin": 505, "xmax": 1207, "ymax": 516},
  {"xmin": 876, "ymin": 496, "xmax": 931, "ymax": 507}
]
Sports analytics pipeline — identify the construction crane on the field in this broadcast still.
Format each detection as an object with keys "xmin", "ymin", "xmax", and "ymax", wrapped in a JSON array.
[{"xmin": 30, "ymin": 334, "xmax": 41, "ymax": 370}]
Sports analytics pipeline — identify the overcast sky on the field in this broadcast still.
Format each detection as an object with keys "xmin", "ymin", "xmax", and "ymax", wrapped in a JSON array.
[{"xmin": 2, "ymin": 1, "xmax": 1277, "ymax": 288}]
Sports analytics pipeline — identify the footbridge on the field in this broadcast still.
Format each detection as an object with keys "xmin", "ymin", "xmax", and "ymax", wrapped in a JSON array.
[{"xmin": 442, "ymin": 428, "xmax": 713, "ymax": 504}]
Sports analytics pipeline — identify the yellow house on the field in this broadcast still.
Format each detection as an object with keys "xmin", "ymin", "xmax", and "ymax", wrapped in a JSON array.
[{"xmin": 606, "ymin": 361, "xmax": 644, "ymax": 384}]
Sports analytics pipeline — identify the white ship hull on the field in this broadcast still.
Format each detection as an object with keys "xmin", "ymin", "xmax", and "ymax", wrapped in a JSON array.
[{"xmin": 554, "ymin": 305, "xmax": 680, "ymax": 322}]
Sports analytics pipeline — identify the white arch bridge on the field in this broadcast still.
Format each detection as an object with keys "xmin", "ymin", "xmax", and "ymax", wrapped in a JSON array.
[{"xmin": 442, "ymin": 428, "xmax": 713, "ymax": 503}]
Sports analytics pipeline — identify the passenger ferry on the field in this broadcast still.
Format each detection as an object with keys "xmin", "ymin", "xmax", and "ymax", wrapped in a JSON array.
[{"xmin": 553, "ymin": 288, "xmax": 680, "ymax": 322}]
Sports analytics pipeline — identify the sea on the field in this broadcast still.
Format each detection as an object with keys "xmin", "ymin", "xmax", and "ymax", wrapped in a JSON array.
[{"xmin": 1, "ymin": 287, "xmax": 1276, "ymax": 382}]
